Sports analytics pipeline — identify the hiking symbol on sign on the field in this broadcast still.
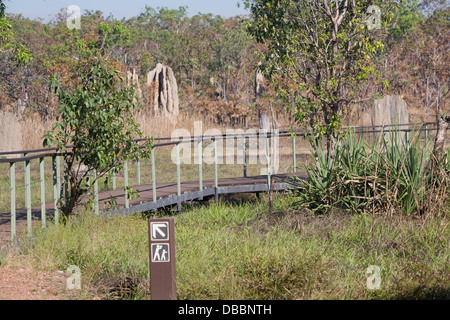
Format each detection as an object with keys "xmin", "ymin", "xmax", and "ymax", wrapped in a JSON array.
[
  {"xmin": 151, "ymin": 222, "xmax": 169, "ymax": 241},
  {"xmin": 151, "ymin": 244, "xmax": 170, "ymax": 263}
]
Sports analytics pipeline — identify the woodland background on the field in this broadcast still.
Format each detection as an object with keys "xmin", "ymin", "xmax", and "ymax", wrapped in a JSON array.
[{"xmin": 0, "ymin": 0, "xmax": 448, "ymax": 150}]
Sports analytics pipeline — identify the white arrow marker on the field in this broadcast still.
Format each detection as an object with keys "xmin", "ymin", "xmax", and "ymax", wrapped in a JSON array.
[{"xmin": 152, "ymin": 223, "xmax": 167, "ymax": 239}]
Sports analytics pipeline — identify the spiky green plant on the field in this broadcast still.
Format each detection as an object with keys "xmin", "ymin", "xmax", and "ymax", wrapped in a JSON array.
[{"xmin": 290, "ymin": 125, "xmax": 449, "ymax": 216}]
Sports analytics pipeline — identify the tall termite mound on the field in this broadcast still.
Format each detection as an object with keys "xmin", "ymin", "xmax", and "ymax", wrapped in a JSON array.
[{"xmin": 146, "ymin": 63, "xmax": 179, "ymax": 125}]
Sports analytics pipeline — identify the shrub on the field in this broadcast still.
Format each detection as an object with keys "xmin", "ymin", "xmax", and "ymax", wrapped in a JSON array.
[
  {"xmin": 290, "ymin": 126, "xmax": 449, "ymax": 216},
  {"xmin": 43, "ymin": 56, "xmax": 152, "ymax": 218}
]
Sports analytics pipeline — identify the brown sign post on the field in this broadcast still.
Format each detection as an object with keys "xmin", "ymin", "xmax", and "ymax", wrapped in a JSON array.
[{"xmin": 148, "ymin": 218, "xmax": 177, "ymax": 300}]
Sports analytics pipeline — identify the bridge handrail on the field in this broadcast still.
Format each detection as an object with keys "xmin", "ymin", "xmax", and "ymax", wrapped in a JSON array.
[{"xmin": 0, "ymin": 122, "xmax": 438, "ymax": 163}]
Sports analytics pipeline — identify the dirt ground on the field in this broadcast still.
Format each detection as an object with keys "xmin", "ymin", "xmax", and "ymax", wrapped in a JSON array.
[{"xmin": 0, "ymin": 267, "xmax": 75, "ymax": 300}]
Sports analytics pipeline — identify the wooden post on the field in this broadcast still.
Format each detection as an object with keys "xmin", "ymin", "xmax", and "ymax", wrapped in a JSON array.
[
  {"xmin": 24, "ymin": 155, "xmax": 32, "ymax": 237},
  {"xmin": 176, "ymin": 143, "xmax": 181, "ymax": 211},
  {"xmin": 266, "ymin": 136, "xmax": 271, "ymax": 190},
  {"xmin": 243, "ymin": 136, "xmax": 247, "ymax": 177},
  {"xmin": 112, "ymin": 171, "xmax": 117, "ymax": 191},
  {"xmin": 10, "ymin": 162, "xmax": 16, "ymax": 242},
  {"xmin": 214, "ymin": 139, "xmax": 218, "ymax": 202},
  {"xmin": 137, "ymin": 159, "xmax": 141, "ymax": 186},
  {"xmin": 39, "ymin": 157, "xmax": 46, "ymax": 228},
  {"xmin": 198, "ymin": 139, "xmax": 203, "ymax": 200},
  {"xmin": 148, "ymin": 218, "xmax": 177, "ymax": 300},
  {"xmin": 52, "ymin": 156, "xmax": 59, "ymax": 225},
  {"xmin": 292, "ymin": 134, "xmax": 297, "ymax": 173},
  {"xmin": 63, "ymin": 157, "xmax": 69, "ymax": 209},
  {"xmin": 56, "ymin": 154, "xmax": 61, "ymax": 200},
  {"xmin": 124, "ymin": 160, "xmax": 129, "ymax": 209},
  {"xmin": 152, "ymin": 148, "xmax": 157, "ymax": 204},
  {"xmin": 93, "ymin": 169, "xmax": 99, "ymax": 215}
]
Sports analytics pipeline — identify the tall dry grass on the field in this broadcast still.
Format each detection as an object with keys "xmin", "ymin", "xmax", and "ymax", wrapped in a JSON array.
[{"xmin": 19, "ymin": 107, "xmax": 297, "ymax": 150}]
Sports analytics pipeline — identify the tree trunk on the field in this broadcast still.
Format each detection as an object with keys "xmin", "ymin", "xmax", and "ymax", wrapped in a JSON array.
[
  {"xmin": 323, "ymin": 104, "xmax": 339, "ymax": 167},
  {"xmin": 431, "ymin": 115, "xmax": 450, "ymax": 167},
  {"xmin": 326, "ymin": 134, "xmax": 338, "ymax": 168},
  {"xmin": 62, "ymin": 183, "xmax": 79, "ymax": 222}
]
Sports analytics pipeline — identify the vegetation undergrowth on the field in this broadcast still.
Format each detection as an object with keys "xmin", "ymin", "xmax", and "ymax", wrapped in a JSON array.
[
  {"xmin": 290, "ymin": 126, "xmax": 450, "ymax": 216},
  {"xmin": 1, "ymin": 193, "xmax": 448, "ymax": 300}
]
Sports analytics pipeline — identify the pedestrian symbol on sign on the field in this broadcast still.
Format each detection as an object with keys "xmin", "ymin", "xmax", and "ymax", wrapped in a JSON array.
[{"xmin": 151, "ymin": 243, "xmax": 170, "ymax": 263}]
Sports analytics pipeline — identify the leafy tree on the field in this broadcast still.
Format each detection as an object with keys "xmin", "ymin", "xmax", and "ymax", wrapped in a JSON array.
[
  {"xmin": 383, "ymin": 7, "xmax": 448, "ymax": 117},
  {"xmin": 211, "ymin": 17, "xmax": 253, "ymax": 100},
  {"xmin": 390, "ymin": 0, "xmax": 424, "ymax": 39},
  {"xmin": 245, "ymin": 0, "xmax": 397, "ymax": 159},
  {"xmin": 97, "ymin": 20, "xmax": 131, "ymax": 59},
  {"xmin": 0, "ymin": 0, "xmax": 32, "ymax": 65},
  {"xmin": 43, "ymin": 55, "xmax": 152, "ymax": 218}
]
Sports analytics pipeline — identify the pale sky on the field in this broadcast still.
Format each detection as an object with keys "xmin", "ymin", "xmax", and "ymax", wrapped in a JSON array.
[{"xmin": 4, "ymin": 0, "xmax": 250, "ymax": 21}]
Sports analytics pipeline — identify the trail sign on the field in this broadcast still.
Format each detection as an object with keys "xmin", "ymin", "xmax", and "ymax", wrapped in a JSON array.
[{"xmin": 148, "ymin": 218, "xmax": 177, "ymax": 300}]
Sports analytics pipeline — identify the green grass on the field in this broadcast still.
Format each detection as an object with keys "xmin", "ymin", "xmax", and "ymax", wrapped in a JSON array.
[{"xmin": 1, "ymin": 193, "xmax": 448, "ymax": 300}]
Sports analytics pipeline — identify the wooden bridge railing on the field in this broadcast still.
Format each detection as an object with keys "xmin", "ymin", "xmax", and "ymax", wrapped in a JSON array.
[{"xmin": 0, "ymin": 122, "xmax": 439, "ymax": 241}]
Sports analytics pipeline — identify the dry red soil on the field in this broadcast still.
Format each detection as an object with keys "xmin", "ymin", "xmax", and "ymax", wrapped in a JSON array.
[{"xmin": 0, "ymin": 267, "xmax": 72, "ymax": 300}]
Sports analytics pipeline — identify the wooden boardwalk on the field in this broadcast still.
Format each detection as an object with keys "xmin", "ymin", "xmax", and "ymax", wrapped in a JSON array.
[
  {"xmin": 0, "ymin": 173, "xmax": 307, "ymax": 243},
  {"xmin": 0, "ymin": 122, "xmax": 439, "ymax": 245}
]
